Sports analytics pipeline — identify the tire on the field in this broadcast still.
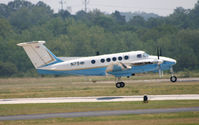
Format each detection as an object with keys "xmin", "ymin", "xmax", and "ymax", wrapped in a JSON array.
[
  {"xmin": 120, "ymin": 82, "xmax": 125, "ymax": 88},
  {"xmin": 170, "ymin": 76, "xmax": 177, "ymax": 82},
  {"xmin": 116, "ymin": 82, "xmax": 121, "ymax": 88}
]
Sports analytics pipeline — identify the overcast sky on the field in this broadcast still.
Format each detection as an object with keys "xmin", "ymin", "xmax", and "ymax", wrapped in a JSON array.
[{"xmin": 0, "ymin": 0, "xmax": 198, "ymax": 16}]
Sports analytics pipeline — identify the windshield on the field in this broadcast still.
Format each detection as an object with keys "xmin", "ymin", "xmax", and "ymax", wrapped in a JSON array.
[{"xmin": 143, "ymin": 53, "xmax": 149, "ymax": 58}]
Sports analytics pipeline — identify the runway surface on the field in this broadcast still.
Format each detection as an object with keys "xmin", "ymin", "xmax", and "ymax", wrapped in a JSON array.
[
  {"xmin": 0, "ymin": 94, "xmax": 199, "ymax": 104},
  {"xmin": 1, "ymin": 107, "xmax": 199, "ymax": 121},
  {"xmin": 97, "ymin": 77, "xmax": 199, "ymax": 83}
]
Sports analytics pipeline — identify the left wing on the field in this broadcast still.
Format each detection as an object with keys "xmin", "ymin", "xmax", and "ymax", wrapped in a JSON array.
[
  {"xmin": 105, "ymin": 59, "xmax": 163, "ymax": 77},
  {"xmin": 106, "ymin": 62, "xmax": 131, "ymax": 73}
]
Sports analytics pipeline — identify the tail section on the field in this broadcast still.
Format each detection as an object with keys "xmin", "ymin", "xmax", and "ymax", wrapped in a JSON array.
[{"xmin": 17, "ymin": 41, "xmax": 63, "ymax": 69}]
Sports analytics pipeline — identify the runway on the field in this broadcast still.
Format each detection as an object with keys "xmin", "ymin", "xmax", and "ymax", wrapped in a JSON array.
[
  {"xmin": 97, "ymin": 77, "xmax": 199, "ymax": 83},
  {"xmin": 0, "ymin": 94, "xmax": 199, "ymax": 104},
  {"xmin": 1, "ymin": 78, "xmax": 199, "ymax": 121},
  {"xmin": 1, "ymin": 107, "xmax": 199, "ymax": 121}
]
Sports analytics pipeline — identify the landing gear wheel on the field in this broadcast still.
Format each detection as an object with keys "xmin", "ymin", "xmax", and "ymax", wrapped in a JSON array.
[
  {"xmin": 116, "ymin": 82, "xmax": 125, "ymax": 88},
  {"xmin": 170, "ymin": 76, "xmax": 177, "ymax": 82},
  {"xmin": 116, "ymin": 82, "xmax": 121, "ymax": 88},
  {"xmin": 120, "ymin": 82, "xmax": 125, "ymax": 88}
]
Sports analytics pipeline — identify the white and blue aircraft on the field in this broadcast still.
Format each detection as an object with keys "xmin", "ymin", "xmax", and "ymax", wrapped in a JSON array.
[{"xmin": 17, "ymin": 41, "xmax": 177, "ymax": 88}]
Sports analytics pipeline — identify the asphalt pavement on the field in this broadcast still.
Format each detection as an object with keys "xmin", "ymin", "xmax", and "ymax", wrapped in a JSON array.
[
  {"xmin": 0, "ymin": 94, "xmax": 199, "ymax": 104},
  {"xmin": 1, "ymin": 107, "xmax": 199, "ymax": 121}
]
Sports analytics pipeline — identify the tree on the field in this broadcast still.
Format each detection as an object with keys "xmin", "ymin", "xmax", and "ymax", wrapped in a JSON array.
[
  {"xmin": 7, "ymin": 0, "xmax": 33, "ymax": 10},
  {"xmin": 0, "ymin": 4, "xmax": 8, "ymax": 18},
  {"xmin": 57, "ymin": 10, "xmax": 71, "ymax": 19},
  {"xmin": 112, "ymin": 11, "xmax": 126, "ymax": 24},
  {"xmin": 8, "ymin": 1, "xmax": 53, "ymax": 30},
  {"xmin": 0, "ymin": 19, "xmax": 14, "ymax": 39},
  {"xmin": 129, "ymin": 16, "xmax": 145, "ymax": 27},
  {"xmin": 0, "ymin": 61, "xmax": 17, "ymax": 76}
]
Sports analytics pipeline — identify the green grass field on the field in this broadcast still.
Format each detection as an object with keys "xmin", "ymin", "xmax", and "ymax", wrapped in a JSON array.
[
  {"xmin": 0, "ymin": 76, "xmax": 199, "ymax": 98},
  {"xmin": 0, "ymin": 76, "xmax": 199, "ymax": 124},
  {"xmin": 0, "ymin": 100, "xmax": 199, "ymax": 116},
  {"xmin": 1, "ymin": 112, "xmax": 199, "ymax": 125}
]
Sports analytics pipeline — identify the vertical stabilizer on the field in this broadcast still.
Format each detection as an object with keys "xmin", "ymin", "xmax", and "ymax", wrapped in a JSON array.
[{"xmin": 17, "ymin": 41, "xmax": 62, "ymax": 69}]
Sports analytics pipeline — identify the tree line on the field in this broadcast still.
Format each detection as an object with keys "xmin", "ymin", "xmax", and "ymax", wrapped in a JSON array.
[{"xmin": 0, "ymin": 0, "xmax": 199, "ymax": 77}]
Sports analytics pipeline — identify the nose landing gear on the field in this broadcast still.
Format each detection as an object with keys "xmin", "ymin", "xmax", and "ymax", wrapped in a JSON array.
[
  {"xmin": 170, "ymin": 76, "xmax": 177, "ymax": 82},
  {"xmin": 170, "ymin": 67, "xmax": 177, "ymax": 82}
]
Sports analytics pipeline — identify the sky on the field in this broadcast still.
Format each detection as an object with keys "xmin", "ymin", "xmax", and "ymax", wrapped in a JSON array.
[{"xmin": 0, "ymin": 0, "xmax": 198, "ymax": 16}]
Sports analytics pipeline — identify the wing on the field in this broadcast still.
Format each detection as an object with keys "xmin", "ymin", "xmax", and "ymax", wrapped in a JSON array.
[
  {"xmin": 106, "ymin": 62, "xmax": 131, "ymax": 73},
  {"xmin": 105, "ymin": 59, "xmax": 163, "ymax": 77}
]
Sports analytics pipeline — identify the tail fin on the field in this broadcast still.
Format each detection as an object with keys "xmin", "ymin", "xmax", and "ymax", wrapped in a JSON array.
[{"xmin": 17, "ymin": 41, "xmax": 63, "ymax": 69}]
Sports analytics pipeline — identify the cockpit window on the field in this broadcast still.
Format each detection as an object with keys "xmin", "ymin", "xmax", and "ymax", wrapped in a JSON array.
[
  {"xmin": 137, "ymin": 53, "xmax": 149, "ymax": 58},
  {"xmin": 143, "ymin": 53, "xmax": 149, "ymax": 58},
  {"xmin": 137, "ymin": 54, "xmax": 142, "ymax": 58}
]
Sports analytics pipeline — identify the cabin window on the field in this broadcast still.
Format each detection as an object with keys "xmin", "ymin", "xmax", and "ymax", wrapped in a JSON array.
[
  {"xmin": 118, "ymin": 56, "xmax": 122, "ymax": 61},
  {"xmin": 91, "ymin": 60, "xmax": 96, "ymax": 64},
  {"xmin": 106, "ymin": 58, "xmax": 111, "ymax": 62},
  {"xmin": 70, "ymin": 62, "xmax": 75, "ymax": 66},
  {"xmin": 124, "ymin": 55, "xmax": 129, "ymax": 60},
  {"xmin": 101, "ymin": 59, "xmax": 105, "ymax": 63},
  {"xmin": 137, "ymin": 54, "xmax": 142, "ymax": 58},
  {"xmin": 80, "ymin": 61, "xmax": 85, "ymax": 65},
  {"xmin": 112, "ymin": 57, "xmax": 117, "ymax": 61}
]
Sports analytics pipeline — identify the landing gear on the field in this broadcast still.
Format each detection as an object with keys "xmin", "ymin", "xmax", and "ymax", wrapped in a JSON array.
[
  {"xmin": 115, "ymin": 77, "xmax": 125, "ymax": 88},
  {"xmin": 170, "ymin": 67, "xmax": 177, "ymax": 82},
  {"xmin": 116, "ymin": 82, "xmax": 125, "ymax": 88},
  {"xmin": 170, "ymin": 76, "xmax": 177, "ymax": 82}
]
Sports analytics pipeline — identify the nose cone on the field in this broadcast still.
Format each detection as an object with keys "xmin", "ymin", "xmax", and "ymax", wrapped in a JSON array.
[
  {"xmin": 167, "ymin": 58, "xmax": 176, "ymax": 65},
  {"xmin": 161, "ymin": 57, "xmax": 177, "ymax": 66},
  {"xmin": 157, "ymin": 57, "xmax": 176, "ymax": 71}
]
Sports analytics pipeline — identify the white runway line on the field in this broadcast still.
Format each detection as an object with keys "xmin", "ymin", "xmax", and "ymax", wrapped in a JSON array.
[{"xmin": 0, "ymin": 94, "xmax": 199, "ymax": 104}]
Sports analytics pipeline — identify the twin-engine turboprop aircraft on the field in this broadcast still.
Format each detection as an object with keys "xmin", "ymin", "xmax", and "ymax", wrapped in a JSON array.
[{"xmin": 17, "ymin": 41, "xmax": 177, "ymax": 88}]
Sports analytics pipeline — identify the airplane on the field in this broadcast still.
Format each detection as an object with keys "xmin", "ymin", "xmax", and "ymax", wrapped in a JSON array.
[{"xmin": 17, "ymin": 41, "xmax": 177, "ymax": 88}]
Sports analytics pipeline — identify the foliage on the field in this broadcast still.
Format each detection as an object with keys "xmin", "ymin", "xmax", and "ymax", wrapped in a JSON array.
[
  {"xmin": 0, "ymin": 61, "xmax": 17, "ymax": 76},
  {"xmin": 0, "ymin": 0, "xmax": 199, "ymax": 77}
]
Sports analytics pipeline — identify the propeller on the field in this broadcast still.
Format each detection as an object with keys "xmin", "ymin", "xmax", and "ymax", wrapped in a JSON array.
[
  {"xmin": 157, "ymin": 47, "xmax": 163, "ymax": 77},
  {"xmin": 157, "ymin": 47, "xmax": 162, "ymax": 59}
]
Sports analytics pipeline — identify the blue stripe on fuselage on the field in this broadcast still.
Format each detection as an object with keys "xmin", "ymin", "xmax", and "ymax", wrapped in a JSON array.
[
  {"xmin": 37, "ymin": 64, "xmax": 157, "ymax": 76},
  {"xmin": 37, "ymin": 67, "xmax": 107, "ymax": 76},
  {"xmin": 37, "ymin": 61, "xmax": 174, "ymax": 76}
]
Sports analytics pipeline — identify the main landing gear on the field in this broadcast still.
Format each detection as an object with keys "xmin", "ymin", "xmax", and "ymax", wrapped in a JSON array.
[
  {"xmin": 115, "ymin": 77, "xmax": 125, "ymax": 88},
  {"xmin": 170, "ymin": 67, "xmax": 177, "ymax": 82}
]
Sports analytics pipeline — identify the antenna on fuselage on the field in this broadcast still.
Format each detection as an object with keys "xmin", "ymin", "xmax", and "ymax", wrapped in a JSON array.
[{"xmin": 96, "ymin": 51, "xmax": 100, "ymax": 56}]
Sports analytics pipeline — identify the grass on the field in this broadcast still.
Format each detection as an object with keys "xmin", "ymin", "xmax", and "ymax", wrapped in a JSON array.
[
  {"xmin": 0, "ymin": 76, "xmax": 199, "ymax": 98},
  {"xmin": 1, "ymin": 112, "xmax": 199, "ymax": 125},
  {"xmin": 0, "ymin": 76, "xmax": 199, "ymax": 124},
  {"xmin": 0, "ymin": 100, "xmax": 199, "ymax": 116}
]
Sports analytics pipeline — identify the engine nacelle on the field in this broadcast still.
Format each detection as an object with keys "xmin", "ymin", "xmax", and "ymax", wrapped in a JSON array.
[{"xmin": 106, "ymin": 62, "xmax": 131, "ymax": 73}]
